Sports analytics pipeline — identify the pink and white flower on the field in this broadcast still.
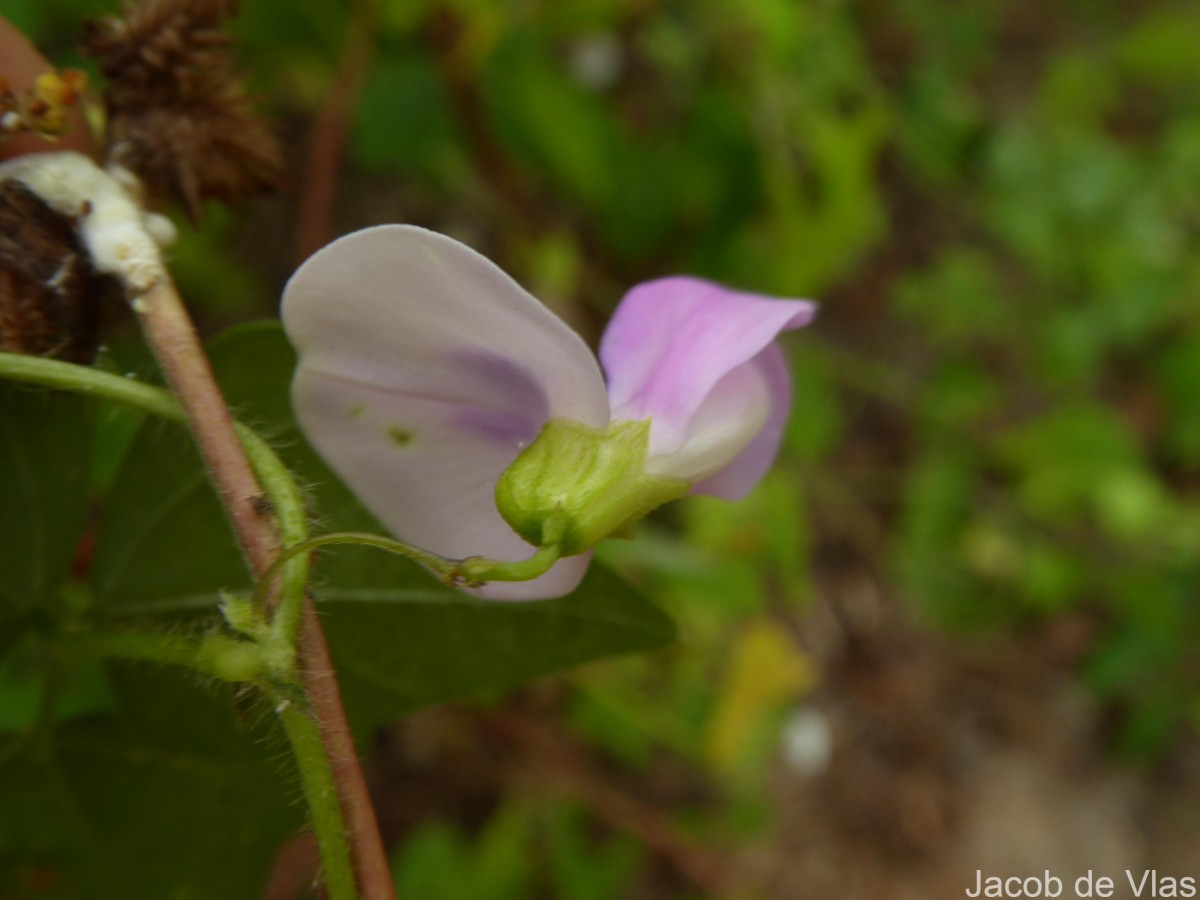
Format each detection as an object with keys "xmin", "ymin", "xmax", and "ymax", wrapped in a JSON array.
[{"xmin": 282, "ymin": 225, "xmax": 815, "ymax": 600}]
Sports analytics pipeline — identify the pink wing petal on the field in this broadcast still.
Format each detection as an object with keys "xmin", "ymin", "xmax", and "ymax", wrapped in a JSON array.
[
  {"xmin": 691, "ymin": 345, "xmax": 792, "ymax": 500},
  {"xmin": 599, "ymin": 275, "xmax": 815, "ymax": 464},
  {"xmin": 283, "ymin": 225, "xmax": 608, "ymax": 600}
]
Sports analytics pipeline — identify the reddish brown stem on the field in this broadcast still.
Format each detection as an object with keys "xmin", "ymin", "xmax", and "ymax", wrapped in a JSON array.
[
  {"xmin": 300, "ymin": 600, "xmax": 397, "ymax": 899},
  {"xmin": 294, "ymin": 8, "xmax": 375, "ymax": 265},
  {"xmin": 131, "ymin": 274, "xmax": 395, "ymax": 900},
  {"xmin": 134, "ymin": 278, "xmax": 276, "ymax": 575},
  {"xmin": 425, "ymin": 6, "xmax": 541, "ymax": 224}
]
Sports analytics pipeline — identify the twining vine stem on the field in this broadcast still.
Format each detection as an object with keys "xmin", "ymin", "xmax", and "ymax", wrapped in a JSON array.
[
  {"xmin": 0, "ymin": 333, "xmax": 392, "ymax": 899},
  {"xmin": 131, "ymin": 279, "xmax": 279, "ymax": 580},
  {"xmin": 128, "ymin": 273, "xmax": 396, "ymax": 900}
]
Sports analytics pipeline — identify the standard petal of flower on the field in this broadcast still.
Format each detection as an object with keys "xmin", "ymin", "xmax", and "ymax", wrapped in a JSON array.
[
  {"xmin": 283, "ymin": 224, "xmax": 608, "ymax": 600},
  {"xmin": 283, "ymin": 225, "xmax": 609, "ymax": 429},
  {"xmin": 598, "ymin": 276, "xmax": 815, "ymax": 459},
  {"xmin": 691, "ymin": 344, "xmax": 792, "ymax": 500}
]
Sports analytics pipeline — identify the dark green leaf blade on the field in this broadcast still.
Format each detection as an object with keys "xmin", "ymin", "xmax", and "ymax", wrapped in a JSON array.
[
  {"xmin": 0, "ymin": 663, "xmax": 302, "ymax": 900},
  {"xmin": 0, "ymin": 385, "xmax": 94, "ymax": 615},
  {"xmin": 89, "ymin": 417, "xmax": 248, "ymax": 612},
  {"xmin": 318, "ymin": 562, "xmax": 676, "ymax": 733}
]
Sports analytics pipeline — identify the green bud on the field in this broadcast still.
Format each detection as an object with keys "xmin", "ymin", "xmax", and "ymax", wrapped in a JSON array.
[{"xmin": 495, "ymin": 418, "xmax": 690, "ymax": 555}]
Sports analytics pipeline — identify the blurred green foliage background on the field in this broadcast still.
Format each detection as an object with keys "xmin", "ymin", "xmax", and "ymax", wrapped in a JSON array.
[{"xmin": 7, "ymin": 0, "xmax": 1200, "ymax": 896}]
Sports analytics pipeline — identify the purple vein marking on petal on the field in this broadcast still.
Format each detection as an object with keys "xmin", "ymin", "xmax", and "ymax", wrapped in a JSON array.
[
  {"xmin": 449, "ymin": 349, "xmax": 551, "ymax": 445},
  {"xmin": 454, "ymin": 407, "xmax": 543, "ymax": 444}
]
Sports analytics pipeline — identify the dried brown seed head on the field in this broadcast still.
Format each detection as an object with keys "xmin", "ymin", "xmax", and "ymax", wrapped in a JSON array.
[{"xmin": 83, "ymin": 0, "xmax": 286, "ymax": 219}]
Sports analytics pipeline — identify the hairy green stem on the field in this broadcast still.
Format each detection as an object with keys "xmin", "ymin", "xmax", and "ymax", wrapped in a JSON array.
[
  {"xmin": 245, "ymin": 430, "xmax": 309, "ymax": 658},
  {"xmin": 58, "ymin": 632, "xmax": 265, "ymax": 683},
  {"xmin": 0, "ymin": 351, "xmax": 184, "ymax": 420},
  {"xmin": 274, "ymin": 696, "xmax": 358, "ymax": 900}
]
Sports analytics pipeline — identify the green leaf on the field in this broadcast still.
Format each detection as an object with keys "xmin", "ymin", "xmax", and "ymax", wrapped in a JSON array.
[
  {"xmin": 545, "ymin": 805, "xmax": 643, "ymax": 900},
  {"xmin": 0, "ymin": 635, "xmax": 115, "ymax": 733},
  {"xmin": 392, "ymin": 823, "xmax": 472, "ymax": 900},
  {"xmin": 782, "ymin": 340, "xmax": 843, "ymax": 461},
  {"xmin": 1118, "ymin": 7, "xmax": 1200, "ymax": 85},
  {"xmin": 92, "ymin": 323, "xmax": 677, "ymax": 724},
  {"xmin": 0, "ymin": 663, "xmax": 302, "ymax": 900},
  {"xmin": 1156, "ymin": 333, "xmax": 1200, "ymax": 464},
  {"xmin": 321, "ymin": 563, "xmax": 676, "ymax": 732},
  {"xmin": 893, "ymin": 443, "xmax": 983, "ymax": 628},
  {"xmin": 0, "ymin": 385, "xmax": 94, "ymax": 614},
  {"xmin": 351, "ymin": 55, "xmax": 459, "ymax": 179},
  {"xmin": 997, "ymin": 403, "xmax": 1144, "ymax": 521},
  {"xmin": 89, "ymin": 417, "xmax": 247, "ymax": 612},
  {"xmin": 0, "ymin": 612, "xmax": 28, "ymax": 665},
  {"xmin": 894, "ymin": 249, "xmax": 1011, "ymax": 345},
  {"xmin": 392, "ymin": 804, "xmax": 536, "ymax": 900},
  {"xmin": 486, "ymin": 38, "xmax": 618, "ymax": 210}
]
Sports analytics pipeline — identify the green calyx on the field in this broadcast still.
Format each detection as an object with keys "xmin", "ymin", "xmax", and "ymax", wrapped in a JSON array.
[{"xmin": 495, "ymin": 418, "xmax": 690, "ymax": 556}]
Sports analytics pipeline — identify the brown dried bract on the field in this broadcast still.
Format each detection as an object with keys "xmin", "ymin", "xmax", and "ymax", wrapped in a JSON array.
[
  {"xmin": 0, "ymin": 179, "xmax": 114, "ymax": 363},
  {"xmin": 82, "ymin": 0, "xmax": 285, "ymax": 219}
]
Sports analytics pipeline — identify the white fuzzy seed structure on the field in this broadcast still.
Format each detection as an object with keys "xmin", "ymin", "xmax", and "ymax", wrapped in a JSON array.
[{"xmin": 0, "ymin": 150, "xmax": 171, "ymax": 294}]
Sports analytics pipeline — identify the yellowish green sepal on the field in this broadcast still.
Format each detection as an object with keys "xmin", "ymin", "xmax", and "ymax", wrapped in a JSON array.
[{"xmin": 495, "ymin": 418, "xmax": 690, "ymax": 555}]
